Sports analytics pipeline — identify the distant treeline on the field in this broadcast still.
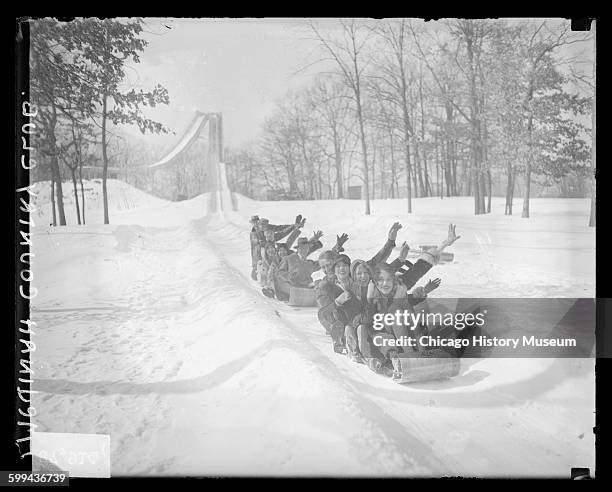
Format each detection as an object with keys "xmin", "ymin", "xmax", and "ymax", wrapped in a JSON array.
[{"xmin": 225, "ymin": 19, "xmax": 595, "ymax": 223}]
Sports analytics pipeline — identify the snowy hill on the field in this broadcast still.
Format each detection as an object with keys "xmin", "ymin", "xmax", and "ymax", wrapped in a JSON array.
[{"xmin": 30, "ymin": 179, "xmax": 595, "ymax": 477}]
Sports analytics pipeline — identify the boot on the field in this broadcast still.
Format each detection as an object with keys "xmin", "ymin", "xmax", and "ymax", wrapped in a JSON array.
[
  {"xmin": 350, "ymin": 352, "xmax": 365, "ymax": 364},
  {"xmin": 332, "ymin": 339, "xmax": 348, "ymax": 355},
  {"xmin": 388, "ymin": 350, "xmax": 402, "ymax": 379},
  {"xmin": 367, "ymin": 358, "xmax": 383, "ymax": 373},
  {"xmin": 346, "ymin": 335, "xmax": 364, "ymax": 363},
  {"xmin": 275, "ymin": 290, "xmax": 289, "ymax": 302},
  {"xmin": 262, "ymin": 288, "xmax": 275, "ymax": 298}
]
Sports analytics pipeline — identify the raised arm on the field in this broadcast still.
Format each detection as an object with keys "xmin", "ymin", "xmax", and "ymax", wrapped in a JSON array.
[
  {"xmin": 269, "ymin": 222, "xmax": 294, "ymax": 232},
  {"xmin": 331, "ymin": 233, "xmax": 349, "ymax": 253},
  {"xmin": 274, "ymin": 224, "xmax": 297, "ymax": 242},
  {"xmin": 388, "ymin": 242, "xmax": 410, "ymax": 272},
  {"xmin": 307, "ymin": 230, "xmax": 324, "ymax": 256},
  {"xmin": 427, "ymin": 224, "xmax": 461, "ymax": 259},
  {"xmin": 285, "ymin": 227, "xmax": 301, "ymax": 251},
  {"xmin": 367, "ymin": 222, "xmax": 402, "ymax": 268},
  {"xmin": 400, "ymin": 225, "xmax": 459, "ymax": 289}
]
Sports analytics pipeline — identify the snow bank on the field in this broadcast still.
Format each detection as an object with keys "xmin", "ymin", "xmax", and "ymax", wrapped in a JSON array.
[{"xmin": 30, "ymin": 179, "xmax": 209, "ymax": 228}]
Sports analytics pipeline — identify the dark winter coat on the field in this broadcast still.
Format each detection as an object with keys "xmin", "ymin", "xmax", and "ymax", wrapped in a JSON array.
[{"xmin": 277, "ymin": 252, "xmax": 320, "ymax": 287}]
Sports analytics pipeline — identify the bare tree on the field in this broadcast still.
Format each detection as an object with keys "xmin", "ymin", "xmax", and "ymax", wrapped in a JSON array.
[
  {"xmin": 307, "ymin": 77, "xmax": 355, "ymax": 199},
  {"xmin": 373, "ymin": 19, "xmax": 419, "ymax": 212},
  {"xmin": 309, "ymin": 19, "xmax": 375, "ymax": 215}
]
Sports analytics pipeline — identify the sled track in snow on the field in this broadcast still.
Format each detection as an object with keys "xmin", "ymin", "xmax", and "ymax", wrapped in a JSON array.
[
  {"xmin": 197, "ymin": 203, "xmax": 586, "ymax": 407},
  {"xmin": 193, "ymin": 214, "xmax": 459, "ymax": 474},
  {"xmin": 190, "ymin": 160, "xmax": 595, "ymax": 476}
]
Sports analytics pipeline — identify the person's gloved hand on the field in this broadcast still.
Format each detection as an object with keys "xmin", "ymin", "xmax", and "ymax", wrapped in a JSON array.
[
  {"xmin": 446, "ymin": 224, "xmax": 460, "ymax": 246},
  {"xmin": 336, "ymin": 291, "xmax": 352, "ymax": 305},
  {"xmin": 295, "ymin": 214, "xmax": 303, "ymax": 224},
  {"xmin": 313, "ymin": 230, "xmax": 324, "ymax": 241},
  {"xmin": 336, "ymin": 233, "xmax": 349, "ymax": 248},
  {"xmin": 388, "ymin": 222, "xmax": 403, "ymax": 241},
  {"xmin": 424, "ymin": 278, "xmax": 441, "ymax": 294},
  {"xmin": 399, "ymin": 241, "xmax": 410, "ymax": 261}
]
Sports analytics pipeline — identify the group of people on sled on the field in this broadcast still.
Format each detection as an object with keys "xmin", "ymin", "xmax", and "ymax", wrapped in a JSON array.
[{"xmin": 249, "ymin": 213, "xmax": 465, "ymax": 377}]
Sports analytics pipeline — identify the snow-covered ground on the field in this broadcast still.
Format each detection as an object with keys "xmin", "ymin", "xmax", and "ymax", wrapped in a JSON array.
[{"xmin": 30, "ymin": 179, "xmax": 595, "ymax": 477}]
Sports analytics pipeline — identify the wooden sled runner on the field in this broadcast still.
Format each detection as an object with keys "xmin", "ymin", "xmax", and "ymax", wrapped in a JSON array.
[
  {"xmin": 288, "ymin": 286, "xmax": 317, "ymax": 307},
  {"xmin": 391, "ymin": 350, "xmax": 461, "ymax": 384}
]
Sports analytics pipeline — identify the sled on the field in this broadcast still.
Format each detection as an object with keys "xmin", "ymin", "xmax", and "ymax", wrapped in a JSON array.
[
  {"xmin": 288, "ymin": 286, "xmax": 316, "ymax": 307},
  {"xmin": 390, "ymin": 350, "xmax": 461, "ymax": 384},
  {"xmin": 416, "ymin": 245, "xmax": 454, "ymax": 263}
]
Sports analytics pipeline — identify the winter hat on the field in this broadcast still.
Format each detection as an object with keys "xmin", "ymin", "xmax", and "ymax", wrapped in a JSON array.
[
  {"xmin": 250, "ymin": 215, "xmax": 259, "ymax": 223},
  {"xmin": 318, "ymin": 250, "xmax": 338, "ymax": 262},
  {"xmin": 333, "ymin": 254, "xmax": 351, "ymax": 269},
  {"xmin": 351, "ymin": 259, "xmax": 374, "ymax": 280}
]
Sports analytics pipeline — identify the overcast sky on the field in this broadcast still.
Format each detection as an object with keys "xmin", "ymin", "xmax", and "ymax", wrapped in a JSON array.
[
  {"xmin": 120, "ymin": 18, "xmax": 594, "ymax": 155},
  {"xmin": 122, "ymin": 18, "xmax": 323, "ymax": 151}
]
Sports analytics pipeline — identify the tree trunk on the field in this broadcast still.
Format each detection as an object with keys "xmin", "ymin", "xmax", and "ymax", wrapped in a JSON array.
[
  {"xmin": 380, "ymin": 145, "xmax": 386, "ymax": 199},
  {"xmin": 47, "ymin": 107, "xmax": 66, "ymax": 225},
  {"xmin": 405, "ymin": 138, "xmax": 412, "ymax": 213},
  {"xmin": 486, "ymin": 168, "xmax": 492, "ymax": 213},
  {"xmin": 356, "ymin": 97, "xmax": 370, "ymax": 215},
  {"xmin": 473, "ymin": 170, "xmax": 481, "ymax": 215},
  {"xmin": 418, "ymin": 74, "xmax": 431, "ymax": 197},
  {"xmin": 50, "ymin": 175, "xmax": 57, "ymax": 227},
  {"xmin": 71, "ymin": 169, "xmax": 81, "ymax": 225},
  {"xmin": 334, "ymin": 133, "xmax": 344, "ymax": 198},
  {"xmin": 415, "ymin": 143, "xmax": 423, "ymax": 198},
  {"xmin": 370, "ymin": 136, "xmax": 377, "ymax": 200},
  {"xmin": 389, "ymin": 130, "xmax": 397, "ymax": 199},
  {"xmin": 398, "ymin": 60, "xmax": 413, "ymax": 213},
  {"xmin": 444, "ymin": 139, "xmax": 452, "ymax": 197},
  {"xmin": 51, "ymin": 157, "xmax": 66, "ymax": 225},
  {"xmin": 424, "ymin": 149, "xmax": 432, "ymax": 197},
  {"xmin": 101, "ymin": 93, "xmax": 110, "ymax": 224},
  {"xmin": 434, "ymin": 134, "xmax": 439, "ymax": 198},
  {"xmin": 79, "ymin": 158, "xmax": 86, "ymax": 224},
  {"xmin": 505, "ymin": 160, "xmax": 513, "ymax": 215},
  {"xmin": 522, "ymin": 112, "xmax": 534, "ymax": 218},
  {"xmin": 466, "ymin": 31, "xmax": 484, "ymax": 215}
]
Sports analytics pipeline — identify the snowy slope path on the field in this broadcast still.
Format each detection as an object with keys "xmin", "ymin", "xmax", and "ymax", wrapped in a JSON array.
[
  {"xmin": 193, "ymin": 163, "xmax": 595, "ymax": 476},
  {"xmin": 200, "ymin": 206, "xmax": 595, "ymax": 477},
  {"xmin": 30, "ymin": 173, "xmax": 594, "ymax": 476}
]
